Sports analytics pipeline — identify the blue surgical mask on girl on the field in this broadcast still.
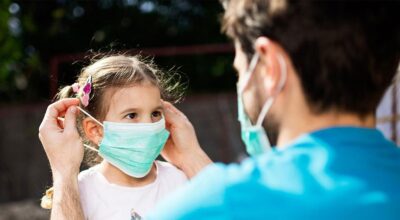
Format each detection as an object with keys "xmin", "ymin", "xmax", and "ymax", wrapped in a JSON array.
[
  {"xmin": 79, "ymin": 108, "xmax": 169, "ymax": 178},
  {"xmin": 237, "ymin": 52, "xmax": 287, "ymax": 156}
]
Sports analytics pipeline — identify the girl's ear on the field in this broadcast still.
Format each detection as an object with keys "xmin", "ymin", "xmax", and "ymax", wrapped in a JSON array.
[{"xmin": 82, "ymin": 117, "xmax": 103, "ymax": 145}]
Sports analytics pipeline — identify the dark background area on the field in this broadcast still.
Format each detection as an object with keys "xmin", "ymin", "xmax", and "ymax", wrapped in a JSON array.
[{"xmin": 0, "ymin": 0, "xmax": 239, "ymax": 102}]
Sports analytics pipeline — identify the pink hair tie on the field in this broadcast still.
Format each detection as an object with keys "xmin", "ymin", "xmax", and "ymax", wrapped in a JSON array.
[{"xmin": 72, "ymin": 75, "xmax": 92, "ymax": 107}]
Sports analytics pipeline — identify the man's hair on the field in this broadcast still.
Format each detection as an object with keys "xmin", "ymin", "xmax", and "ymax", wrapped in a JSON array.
[{"xmin": 222, "ymin": 0, "xmax": 400, "ymax": 116}]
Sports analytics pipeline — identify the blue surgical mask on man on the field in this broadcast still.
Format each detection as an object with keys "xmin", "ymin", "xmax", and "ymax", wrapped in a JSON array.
[
  {"xmin": 79, "ymin": 108, "xmax": 169, "ymax": 178},
  {"xmin": 237, "ymin": 52, "xmax": 287, "ymax": 156}
]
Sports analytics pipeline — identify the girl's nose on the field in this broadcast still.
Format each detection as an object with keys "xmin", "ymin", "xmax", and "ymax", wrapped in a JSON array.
[{"xmin": 139, "ymin": 115, "xmax": 153, "ymax": 123}]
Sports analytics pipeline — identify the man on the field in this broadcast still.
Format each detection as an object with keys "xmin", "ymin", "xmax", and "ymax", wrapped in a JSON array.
[{"xmin": 39, "ymin": 0, "xmax": 400, "ymax": 219}]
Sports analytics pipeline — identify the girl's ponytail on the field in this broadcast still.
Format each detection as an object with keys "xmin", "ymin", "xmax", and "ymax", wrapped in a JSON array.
[{"xmin": 55, "ymin": 85, "xmax": 75, "ymax": 100}]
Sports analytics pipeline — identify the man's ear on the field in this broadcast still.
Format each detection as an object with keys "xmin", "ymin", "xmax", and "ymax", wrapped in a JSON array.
[
  {"xmin": 82, "ymin": 117, "xmax": 103, "ymax": 145},
  {"xmin": 254, "ymin": 37, "xmax": 286, "ymax": 96}
]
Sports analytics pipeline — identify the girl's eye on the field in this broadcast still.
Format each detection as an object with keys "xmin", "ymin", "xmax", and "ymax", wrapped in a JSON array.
[
  {"xmin": 152, "ymin": 111, "xmax": 161, "ymax": 118},
  {"xmin": 125, "ymin": 113, "xmax": 137, "ymax": 119}
]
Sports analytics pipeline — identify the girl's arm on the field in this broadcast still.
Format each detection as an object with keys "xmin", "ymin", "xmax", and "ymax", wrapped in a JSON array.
[
  {"xmin": 38, "ymin": 98, "xmax": 85, "ymax": 220},
  {"xmin": 162, "ymin": 101, "xmax": 213, "ymax": 179}
]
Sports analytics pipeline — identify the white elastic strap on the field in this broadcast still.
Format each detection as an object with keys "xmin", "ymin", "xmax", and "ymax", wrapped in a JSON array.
[
  {"xmin": 83, "ymin": 144, "xmax": 99, "ymax": 152},
  {"xmin": 238, "ymin": 53, "xmax": 260, "ymax": 94},
  {"xmin": 77, "ymin": 106, "xmax": 102, "ymax": 152},
  {"xmin": 256, "ymin": 98, "xmax": 274, "ymax": 127},
  {"xmin": 57, "ymin": 107, "xmax": 103, "ymax": 128},
  {"xmin": 256, "ymin": 54, "xmax": 287, "ymax": 127},
  {"xmin": 77, "ymin": 106, "xmax": 104, "ymax": 127}
]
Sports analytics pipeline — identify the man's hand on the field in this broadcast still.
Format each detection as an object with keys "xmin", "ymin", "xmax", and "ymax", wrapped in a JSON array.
[
  {"xmin": 39, "ymin": 98, "xmax": 85, "ymax": 219},
  {"xmin": 39, "ymin": 98, "xmax": 83, "ymax": 179},
  {"xmin": 162, "ymin": 101, "xmax": 212, "ymax": 178}
]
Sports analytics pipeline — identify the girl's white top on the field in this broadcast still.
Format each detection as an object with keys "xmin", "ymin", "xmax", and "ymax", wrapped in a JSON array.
[{"xmin": 78, "ymin": 160, "xmax": 188, "ymax": 219}]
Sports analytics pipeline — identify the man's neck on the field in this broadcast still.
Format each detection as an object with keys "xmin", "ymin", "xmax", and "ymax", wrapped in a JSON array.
[{"xmin": 277, "ymin": 110, "xmax": 375, "ymax": 148}]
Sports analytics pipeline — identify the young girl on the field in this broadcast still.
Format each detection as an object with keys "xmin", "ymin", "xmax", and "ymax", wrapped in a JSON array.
[{"xmin": 41, "ymin": 55, "xmax": 187, "ymax": 219}]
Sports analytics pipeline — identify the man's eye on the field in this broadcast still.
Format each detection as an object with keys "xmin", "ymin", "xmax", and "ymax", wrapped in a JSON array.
[
  {"xmin": 125, "ymin": 113, "xmax": 137, "ymax": 119},
  {"xmin": 152, "ymin": 111, "xmax": 161, "ymax": 118}
]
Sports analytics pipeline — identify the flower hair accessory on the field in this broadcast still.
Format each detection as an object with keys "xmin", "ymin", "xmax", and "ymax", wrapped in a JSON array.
[{"xmin": 71, "ymin": 75, "xmax": 92, "ymax": 107}]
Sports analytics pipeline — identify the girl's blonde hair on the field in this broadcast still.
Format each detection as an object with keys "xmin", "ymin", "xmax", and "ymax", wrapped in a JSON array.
[{"xmin": 41, "ymin": 54, "xmax": 185, "ymax": 209}]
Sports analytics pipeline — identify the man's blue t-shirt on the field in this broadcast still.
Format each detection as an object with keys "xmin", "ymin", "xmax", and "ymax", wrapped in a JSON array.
[{"xmin": 147, "ymin": 127, "xmax": 400, "ymax": 219}]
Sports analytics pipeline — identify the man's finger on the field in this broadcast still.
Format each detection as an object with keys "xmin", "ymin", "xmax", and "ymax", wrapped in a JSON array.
[
  {"xmin": 46, "ymin": 98, "xmax": 80, "ymax": 119},
  {"xmin": 163, "ymin": 101, "xmax": 180, "ymax": 114},
  {"xmin": 42, "ymin": 98, "xmax": 80, "ymax": 129},
  {"xmin": 57, "ymin": 117, "xmax": 65, "ymax": 129},
  {"xmin": 162, "ymin": 101, "xmax": 187, "ymax": 119},
  {"xmin": 64, "ymin": 106, "xmax": 78, "ymax": 135},
  {"xmin": 39, "ymin": 99, "xmax": 80, "ymax": 134},
  {"xmin": 162, "ymin": 101, "xmax": 181, "ymax": 127}
]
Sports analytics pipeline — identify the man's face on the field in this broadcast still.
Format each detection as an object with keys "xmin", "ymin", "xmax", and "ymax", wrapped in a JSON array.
[{"xmin": 234, "ymin": 41, "xmax": 280, "ymax": 145}]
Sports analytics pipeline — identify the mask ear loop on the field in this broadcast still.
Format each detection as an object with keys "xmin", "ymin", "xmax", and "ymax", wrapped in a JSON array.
[
  {"xmin": 75, "ymin": 106, "xmax": 103, "ymax": 153},
  {"xmin": 77, "ymin": 106, "xmax": 104, "ymax": 128},
  {"xmin": 255, "ymin": 53, "xmax": 287, "ymax": 127},
  {"xmin": 238, "ymin": 53, "xmax": 260, "ymax": 95},
  {"xmin": 83, "ymin": 143, "xmax": 99, "ymax": 153}
]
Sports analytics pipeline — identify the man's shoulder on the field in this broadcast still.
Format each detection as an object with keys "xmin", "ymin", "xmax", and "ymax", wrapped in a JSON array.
[
  {"xmin": 147, "ymin": 160, "xmax": 261, "ymax": 219},
  {"xmin": 147, "ymin": 146, "xmax": 343, "ymax": 220}
]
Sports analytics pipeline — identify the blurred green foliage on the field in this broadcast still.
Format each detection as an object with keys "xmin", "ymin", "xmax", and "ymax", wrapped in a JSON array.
[{"xmin": 0, "ymin": 0, "xmax": 236, "ymax": 103}]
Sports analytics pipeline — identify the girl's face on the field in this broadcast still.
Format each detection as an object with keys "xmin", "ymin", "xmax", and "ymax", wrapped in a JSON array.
[
  {"xmin": 104, "ymin": 83, "xmax": 163, "ymax": 123},
  {"xmin": 82, "ymin": 83, "xmax": 163, "ymax": 145}
]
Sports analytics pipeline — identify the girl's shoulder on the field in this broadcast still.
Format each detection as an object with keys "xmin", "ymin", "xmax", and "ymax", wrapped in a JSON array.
[
  {"xmin": 78, "ymin": 165, "xmax": 101, "ymax": 185},
  {"xmin": 155, "ymin": 160, "xmax": 188, "ymax": 184}
]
